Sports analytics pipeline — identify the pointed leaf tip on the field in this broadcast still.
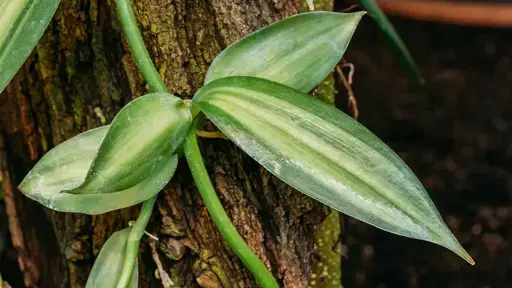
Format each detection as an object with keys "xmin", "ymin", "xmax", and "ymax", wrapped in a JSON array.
[
  {"xmin": 469, "ymin": 257, "xmax": 476, "ymax": 266},
  {"xmin": 192, "ymin": 76, "xmax": 472, "ymax": 264},
  {"xmin": 438, "ymin": 231, "xmax": 474, "ymax": 265},
  {"xmin": 466, "ymin": 254, "xmax": 476, "ymax": 266},
  {"xmin": 18, "ymin": 125, "xmax": 179, "ymax": 214},
  {"xmin": 205, "ymin": 11, "xmax": 365, "ymax": 93}
]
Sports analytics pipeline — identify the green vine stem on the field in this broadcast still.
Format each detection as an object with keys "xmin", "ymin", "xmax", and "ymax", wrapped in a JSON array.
[
  {"xmin": 116, "ymin": 196, "xmax": 157, "ymax": 288},
  {"xmin": 114, "ymin": 0, "xmax": 277, "ymax": 287},
  {"xmin": 115, "ymin": 0, "xmax": 168, "ymax": 93},
  {"xmin": 183, "ymin": 128, "xmax": 279, "ymax": 288},
  {"xmin": 114, "ymin": 0, "xmax": 168, "ymax": 286}
]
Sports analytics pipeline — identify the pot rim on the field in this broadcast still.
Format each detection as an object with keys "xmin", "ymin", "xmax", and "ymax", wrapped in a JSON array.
[{"xmin": 376, "ymin": 0, "xmax": 512, "ymax": 27}]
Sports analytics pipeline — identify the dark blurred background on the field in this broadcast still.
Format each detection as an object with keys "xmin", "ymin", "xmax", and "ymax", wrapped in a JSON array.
[{"xmin": 336, "ymin": 1, "xmax": 512, "ymax": 287}]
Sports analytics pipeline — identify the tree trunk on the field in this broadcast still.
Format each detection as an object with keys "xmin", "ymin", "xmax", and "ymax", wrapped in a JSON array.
[{"xmin": 0, "ymin": 0, "xmax": 335, "ymax": 287}]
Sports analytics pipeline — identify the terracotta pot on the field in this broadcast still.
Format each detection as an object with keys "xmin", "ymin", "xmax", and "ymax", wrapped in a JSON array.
[{"xmin": 376, "ymin": 0, "xmax": 512, "ymax": 27}]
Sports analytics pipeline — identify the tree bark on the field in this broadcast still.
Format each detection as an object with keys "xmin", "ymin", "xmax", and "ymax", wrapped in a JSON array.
[{"xmin": 0, "ymin": 0, "xmax": 333, "ymax": 287}]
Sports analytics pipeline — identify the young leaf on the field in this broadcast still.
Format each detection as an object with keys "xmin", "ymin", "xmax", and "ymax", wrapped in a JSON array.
[
  {"xmin": 360, "ymin": 0, "xmax": 425, "ymax": 87},
  {"xmin": 0, "ymin": 0, "xmax": 60, "ymax": 93},
  {"xmin": 192, "ymin": 76, "xmax": 474, "ymax": 264},
  {"xmin": 71, "ymin": 93, "xmax": 192, "ymax": 194},
  {"xmin": 85, "ymin": 228, "xmax": 138, "ymax": 288},
  {"xmin": 18, "ymin": 126, "xmax": 179, "ymax": 214},
  {"xmin": 20, "ymin": 126, "xmax": 108, "ymax": 197},
  {"xmin": 204, "ymin": 11, "xmax": 365, "ymax": 93}
]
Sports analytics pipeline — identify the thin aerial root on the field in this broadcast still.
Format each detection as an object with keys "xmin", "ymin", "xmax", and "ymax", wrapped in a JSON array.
[
  {"xmin": 336, "ymin": 63, "xmax": 359, "ymax": 121},
  {"xmin": 128, "ymin": 220, "xmax": 159, "ymax": 241},
  {"xmin": 149, "ymin": 239, "xmax": 174, "ymax": 287},
  {"xmin": 341, "ymin": 62, "xmax": 355, "ymax": 85}
]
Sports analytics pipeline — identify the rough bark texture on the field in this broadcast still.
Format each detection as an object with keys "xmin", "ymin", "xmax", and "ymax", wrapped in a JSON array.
[{"xmin": 0, "ymin": 0, "xmax": 332, "ymax": 287}]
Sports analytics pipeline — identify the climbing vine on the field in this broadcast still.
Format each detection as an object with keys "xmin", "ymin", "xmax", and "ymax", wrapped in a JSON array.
[{"xmin": 0, "ymin": 1, "xmax": 474, "ymax": 287}]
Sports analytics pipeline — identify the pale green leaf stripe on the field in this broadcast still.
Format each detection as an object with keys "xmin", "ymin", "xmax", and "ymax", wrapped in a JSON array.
[
  {"xmin": 0, "ymin": 0, "xmax": 29, "ymax": 43},
  {"xmin": 86, "ymin": 228, "xmax": 138, "ymax": 288},
  {"xmin": 18, "ymin": 126, "xmax": 179, "ymax": 214},
  {"xmin": 0, "ymin": 0, "xmax": 60, "ymax": 93},
  {"xmin": 20, "ymin": 126, "xmax": 109, "ymax": 197},
  {"xmin": 192, "ymin": 76, "xmax": 473, "ymax": 264},
  {"xmin": 72, "ymin": 93, "xmax": 191, "ymax": 194},
  {"xmin": 204, "ymin": 11, "xmax": 365, "ymax": 93}
]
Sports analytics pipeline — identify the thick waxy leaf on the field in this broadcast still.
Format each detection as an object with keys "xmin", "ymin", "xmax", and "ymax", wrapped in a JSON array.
[
  {"xmin": 204, "ymin": 11, "xmax": 365, "ymax": 93},
  {"xmin": 192, "ymin": 76, "xmax": 473, "ymax": 264},
  {"xmin": 86, "ymin": 228, "xmax": 138, "ymax": 288},
  {"xmin": 0, "ymin": 0, "xmax": 60, "ymax": 93},
  {"xmin": 18, "ymin": 126, "xmax": 179, "ymax": 214},
  {"xmin": 72, "ymin": 93, "xmax": 192, "ymax": 194}
]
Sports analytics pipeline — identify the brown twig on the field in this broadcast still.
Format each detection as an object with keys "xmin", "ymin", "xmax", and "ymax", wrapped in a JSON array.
[
  {"xmin": 335, "ymin": 63, "xmax": 359, "ymax": 121},
  {"xmin": 341, "ymin": 4, "xmax": 360, "ymax": 13},
  {"xmin": 149, "ymin": 239, "xmax": 173, "ymax": 288}
]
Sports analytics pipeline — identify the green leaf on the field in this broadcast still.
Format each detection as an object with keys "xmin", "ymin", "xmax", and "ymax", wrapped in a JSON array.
[
  {"xmin": 86, "ymin": 228, "xmax": 138, "ymax": 288},
  {"xmin": 19, "ymin": 93, "xmax": 190, "ymax": 213},
  {"xmin": 0, "ymin": 0, "xmax": 60, "ymax": 93},
  {"xmin": 204, "ymin": 11, "xmax": 365, "ymax": 93},
  {"xmin": 360, "ymin": 0, "xmax": 425, "ymax": 87},
  {"xmin": 71, "ymin": 93, "xmax": 191, "ymax": 194},
  {"xmin": 192, "ymin": 76, "xmax": 474, "ymax": 265},
  {"xmin": 18, "ymin": 126, "xmax": 179, "ymax": 214},
  {"xmin": 20, "ymin": 126, "xmax": 109, "ymax": 200}
]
